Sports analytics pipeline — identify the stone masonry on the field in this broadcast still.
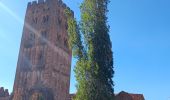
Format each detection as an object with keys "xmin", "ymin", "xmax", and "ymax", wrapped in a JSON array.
[{"xmin": 12, "ymin": 0, "xmax": 73, "ymax": 100}]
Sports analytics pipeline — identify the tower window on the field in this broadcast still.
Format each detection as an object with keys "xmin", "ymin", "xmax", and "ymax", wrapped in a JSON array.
[
  {"xmin": 42, "ymin": 15, "xmax": 49, "ymax": 23},
  {"xmin": 30, "ymin": 33, "xmax": 35, "ymax": 41},
  {"xmin": 42, "ymin": 31, "xmax": 47, "ymax": 38},
  {"xmin": 36, "ymin": 50, "xmax": 45, "ymax": 69},
  {"xmin": 33, "ymin": 17, "xmax": 38, "ymax": 24},
  {"xmin": 39, "ymin": 31, "xmax": 47, "ymax": 45},
  {"xmin": 38, "ymin": 51, "xmax": 43, "ymax": 65},
  {"xmin": 24, "ymin": 33, "xmax": 35, "ymax": 48},
  {"xmin": 22, "ymin": 51, "xmax": 31, "ymax": 70},
  {"xmin": 43, "ymin": 8, "xmax": 50, "ymax": 12}
]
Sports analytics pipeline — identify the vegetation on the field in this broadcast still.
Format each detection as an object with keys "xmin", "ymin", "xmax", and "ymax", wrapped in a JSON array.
[
  {"xmin": 37, "ymin": 94, "xmax": 45, "ymax": 100},
  {"xmin": 65, "ymin": 0, "xmax": 114, "ymax": 100}
]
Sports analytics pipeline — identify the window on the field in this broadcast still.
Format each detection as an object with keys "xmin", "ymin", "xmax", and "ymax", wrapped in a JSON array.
[
  {"xmin": 36, "ymin": 50, "xmax": 45, "ymax": 69},
  {"xmin": 39, "ymin": 31, "xmax": 47, "ymax": 45},
  {"xmin": 42, "ymin": 31, "xmax": 47, "ymax": 38},
  {"xmin": 24, "ymin": 33, "xmax": 35, "ymax": 48},
  {"xmin": 22, "ymin": 51, "xmax": 31, "ymax": 71},
  {"xmin": 43, "ymin": 7, "xmax": 50, "ymax": 12},
  {"xmin": 38, "ymin": 51, "xmax": 43, "ymax": 65},
  {"xmin": 30, "ymin": 33, "xmax": 35, "ymax": 41},
  {"xmin": 42, "ymin": 15, "xmax": 49, "ymax": 23}
]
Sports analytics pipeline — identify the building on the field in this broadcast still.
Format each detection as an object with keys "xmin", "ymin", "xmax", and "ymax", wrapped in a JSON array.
[
  {"xmin": 12, "ymin": 0, "xmax": 72, "ymax": 100},
  {"xmin": 68, "ymin": 91, "xmax": 145, "ymax": 100},
  {"xmin": 115, "ymin": 91, "xmax": 145, "ymax": 100}
]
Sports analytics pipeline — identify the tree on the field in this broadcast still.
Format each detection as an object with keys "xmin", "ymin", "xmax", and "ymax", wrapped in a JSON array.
[
  {"xmin": 65, "ymin": 9, "xmax": 89, "ymax": 100},
  {"xmin": 65, "ymin": 0, "xmax": 114, "ymax": 100}
]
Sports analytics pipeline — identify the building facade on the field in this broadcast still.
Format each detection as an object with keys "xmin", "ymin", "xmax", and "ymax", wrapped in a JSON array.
[{"xmin": 12, "ymin": 0, "xmax": 72, "ymax": 100}]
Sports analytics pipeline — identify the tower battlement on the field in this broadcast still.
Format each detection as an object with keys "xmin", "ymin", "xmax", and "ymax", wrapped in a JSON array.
[
  {"xmin": 27, "ymin": 0, "xmax": 74, "ymax": 15},
  {"xmin": 0, "ymin": 87, "xmax": 9, "ymax": 97}
]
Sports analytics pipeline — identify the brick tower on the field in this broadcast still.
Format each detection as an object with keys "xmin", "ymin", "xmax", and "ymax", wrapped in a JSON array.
[{"xmin": 12, "ymin": 0, "xmax": 73, "ymax": 100}]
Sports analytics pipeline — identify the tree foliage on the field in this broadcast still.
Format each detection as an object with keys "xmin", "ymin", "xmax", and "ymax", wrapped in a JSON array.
[{"xmin": 65, "ymin": 0, "xmax": 114, "ymax": 100}]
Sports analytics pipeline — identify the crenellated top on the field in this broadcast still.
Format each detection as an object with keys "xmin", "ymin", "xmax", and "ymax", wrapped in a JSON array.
[
  {"xmin": 0, "ymin": 87, "xmax": 9, "ymax": 97},
  {"xmin": 27, "ymin": 0, "xmax": 74, "ymax": 15}
]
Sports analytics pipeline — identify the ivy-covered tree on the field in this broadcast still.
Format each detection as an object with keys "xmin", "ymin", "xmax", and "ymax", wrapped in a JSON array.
[
  {"xmin": 65, "ymin": 9, "xmax": 89, "ymax": 100},
  {"xmin": 65, "ymin": 0, "xmax": 114, "ymax": 100}
]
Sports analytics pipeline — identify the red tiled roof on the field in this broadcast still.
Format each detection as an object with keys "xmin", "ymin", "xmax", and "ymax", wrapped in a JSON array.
[
  {"xmin": 115, "ymin": 91, "xmax": 145, "ymax": 100},
  {"xmin": 130, "ymin": 93, "xmax": 145, "ymax": 100},
  {"xmin": 68, "ymin": 91, "xmax": 145, "ymax": 100}
]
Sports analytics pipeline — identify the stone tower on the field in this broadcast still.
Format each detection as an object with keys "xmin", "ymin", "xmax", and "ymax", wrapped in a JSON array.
[{"xmin": 12, "ymin": 0, "xmax": 73, "ymax": 100}]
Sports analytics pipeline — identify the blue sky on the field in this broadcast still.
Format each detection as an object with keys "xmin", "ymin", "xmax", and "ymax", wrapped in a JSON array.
[{"xmin": 0, "ymin": 0, "xmax": 170, "ymax": 100}]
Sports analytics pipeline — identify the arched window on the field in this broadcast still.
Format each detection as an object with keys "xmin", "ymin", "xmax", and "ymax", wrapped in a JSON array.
[
  {"xmin": 42, "ymin": 31, "xmax": 47, "ymax": 38},
  {"xmin": 22, "ymin": 50, "xmax": 31, "ymax": 71},
  {"xmin": 38, "ymin": 50, "xmax": 44, "ymax": 65},
  {"xmin": 24, "ymin": 33, "xmax": 35, "ymax": 48},
  {"xmin": 39, "ymin": 31, "xmax": 47, "ymax": 45},
  {"xmin": 30, "ymin": 33, "xmax": 35, "ymax": 41},
  {"xmin": 43, "ymin": 7, "xmax": 50, "ymax": 12},
  {"xmin": 35, "ymin": 49, "xmax": 45, "ymax": 69}
]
